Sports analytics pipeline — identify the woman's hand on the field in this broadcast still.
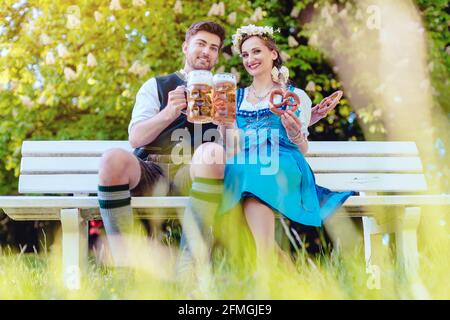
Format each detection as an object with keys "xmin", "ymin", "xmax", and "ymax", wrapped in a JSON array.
[
  {"xmin": 282, "ymin": 110, "xmax": 308, "ymax": 153},
  {"xmin": 281, "ymin": 110, "xmax": 303, "ymax": 140},
  {"xmin": 309, "ymin": 90, "xmax": 343, "ymax": 126}
]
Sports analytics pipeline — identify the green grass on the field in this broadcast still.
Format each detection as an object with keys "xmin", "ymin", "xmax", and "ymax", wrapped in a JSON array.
[
  {"xmin": 0, "ymin": 209, "xmax": 448, "ymax": 300},
  {"xmin": 0, "ymin": 237, "xmax": 448, "ymax": 300}
]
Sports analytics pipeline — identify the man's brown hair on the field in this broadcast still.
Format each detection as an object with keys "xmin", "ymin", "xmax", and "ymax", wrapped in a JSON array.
[{"xmin": 185, "ymin": 21, "xmax": 226, "ymax": 48}]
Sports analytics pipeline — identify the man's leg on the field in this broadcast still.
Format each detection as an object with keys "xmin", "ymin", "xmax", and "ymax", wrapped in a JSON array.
[{"xmin": 97, "ymin": 148, "xmax": 143, "ymax": 267}]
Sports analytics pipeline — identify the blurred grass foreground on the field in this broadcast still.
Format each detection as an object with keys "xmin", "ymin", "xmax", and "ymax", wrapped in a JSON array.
[{"xmin": 0, "ymin": 205, "xmax": 449, "ymax": 300}]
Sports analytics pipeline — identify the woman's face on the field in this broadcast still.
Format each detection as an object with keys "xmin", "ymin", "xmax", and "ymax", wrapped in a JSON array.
[{"xmin": 240, "ymin": 36, "xmax": 278, "ymax": 78}]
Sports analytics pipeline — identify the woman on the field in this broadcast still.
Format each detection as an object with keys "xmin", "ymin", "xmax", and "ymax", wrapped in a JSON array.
[{"xmin": 188, "ymin": 25, "xmax": 355, "ymax": 267}]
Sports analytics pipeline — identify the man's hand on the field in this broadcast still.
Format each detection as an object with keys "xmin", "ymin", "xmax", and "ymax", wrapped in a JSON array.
[
  {"xmin": 164, "ymin": 85, "xmax": 187, "ymax": 120},
  {"xmin": 309, "ymin": 90, "xmax": 343, "ymax": 126}
]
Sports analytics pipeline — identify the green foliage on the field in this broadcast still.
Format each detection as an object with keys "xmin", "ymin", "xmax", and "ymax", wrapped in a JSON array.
[
  {"xmin": 0, "ymin": 0, "xmax": 448, "ymax": 198},
  {"xmin": 0, "ymin": 0, "xmax": 250, "ymax": 195}
]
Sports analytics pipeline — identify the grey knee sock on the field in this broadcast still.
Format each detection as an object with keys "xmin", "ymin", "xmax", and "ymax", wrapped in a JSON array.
[{"xmin": 98, "ymin": 184, "xmax": 133, "ymax": 266}]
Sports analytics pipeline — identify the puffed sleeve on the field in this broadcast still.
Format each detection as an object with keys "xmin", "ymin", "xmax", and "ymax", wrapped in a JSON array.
[{"xmin": 294, "ymin": 87, "xmax": 312, "ymax": 137}]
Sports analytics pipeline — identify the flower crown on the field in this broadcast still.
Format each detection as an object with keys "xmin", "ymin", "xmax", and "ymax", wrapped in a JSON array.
[{"xmin": 231, "ymin": 24, "xmax": 278, "ymax": 54}]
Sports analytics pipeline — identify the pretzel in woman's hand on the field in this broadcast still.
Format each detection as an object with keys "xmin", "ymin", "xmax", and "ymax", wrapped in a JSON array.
[{"xmin": 269, "ymin": 89, "xmax": 300, "ymax": 116}]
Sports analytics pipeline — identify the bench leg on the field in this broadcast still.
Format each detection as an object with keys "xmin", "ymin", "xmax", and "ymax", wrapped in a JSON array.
[
  {"xmin": 60, "ymin": 208, "xmax": 88, "ymax": 290},
  {"xmin": 395, "ymin": 207, "xmax": 420, "ymax": 277},
  {"xmin": 362, "ymin": 216, "xmax": 389, "ymax": 268},
  {"xmin": 362, "ymin": 216, "xmax": 393, "ymax": 290},
  {"xmin": 394, "ymin": 206, "xmax": 430, "ymax": 299}
]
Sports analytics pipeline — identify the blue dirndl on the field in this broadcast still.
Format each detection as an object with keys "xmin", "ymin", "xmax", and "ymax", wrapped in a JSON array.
[{"xmin": 218, "ymin": 86, "xmax": 356, "ymax": 227}]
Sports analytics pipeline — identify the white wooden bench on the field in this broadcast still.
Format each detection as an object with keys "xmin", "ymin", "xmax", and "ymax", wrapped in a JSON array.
[{"xmin": 0, "ymin": 140, "xmax": 449, "ymax": 291}]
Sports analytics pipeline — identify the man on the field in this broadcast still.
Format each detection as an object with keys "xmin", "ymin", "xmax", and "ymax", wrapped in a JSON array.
[{"xmin": 97, "ymin": 21, "xmax": 226, "ymax": 268}]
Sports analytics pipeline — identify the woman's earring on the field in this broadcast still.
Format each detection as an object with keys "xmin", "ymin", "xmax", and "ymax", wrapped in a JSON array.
[{"xmin": 271, "ymin": 66, "xmax": 280, "ymax": 83}]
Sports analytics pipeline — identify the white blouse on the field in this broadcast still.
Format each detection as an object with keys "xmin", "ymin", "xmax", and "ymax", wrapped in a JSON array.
[{"xmin": 239, "ymin": 87, "xmax": 312, "ymax": 136}]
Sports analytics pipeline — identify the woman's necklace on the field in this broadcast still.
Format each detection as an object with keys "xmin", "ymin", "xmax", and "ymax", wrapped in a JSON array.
[
  {"xmin": 251, "ymin": 83, "xmax": 276, "ymax": 103},
  {"xmin": 249, "ymin": 83, "xmax": 277, "ymax": 124}
]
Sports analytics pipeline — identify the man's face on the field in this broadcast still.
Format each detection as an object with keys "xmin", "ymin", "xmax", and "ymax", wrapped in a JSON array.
[{"xmin": 183, "ymin": 31, "xmax": 221, "ymax": 71}]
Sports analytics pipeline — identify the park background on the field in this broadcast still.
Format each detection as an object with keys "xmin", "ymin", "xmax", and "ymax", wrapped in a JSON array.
[{"xmin": 0, "ymin": 0, "xmax": 449, "ymax": 299}]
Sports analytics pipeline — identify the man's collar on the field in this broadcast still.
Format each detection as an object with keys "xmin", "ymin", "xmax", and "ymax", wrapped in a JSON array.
[{"xmin": 176, "ymin": 69, "xmax": 188, "ymax": 81}]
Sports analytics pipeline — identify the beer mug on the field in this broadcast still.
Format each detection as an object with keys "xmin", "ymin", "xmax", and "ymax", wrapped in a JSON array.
[
  {"xmin": 183, "ymin": 70, "xmax": 214, "ymax": 123},
  {"xmin": 212, "ymin": 73, "xmax": 236, "ymax": 125}
]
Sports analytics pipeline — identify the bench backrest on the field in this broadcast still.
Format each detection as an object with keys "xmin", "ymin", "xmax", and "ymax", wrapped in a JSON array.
[{"xmin": 18, "ymin": 141, "xmax": 427, "ymax": 195}]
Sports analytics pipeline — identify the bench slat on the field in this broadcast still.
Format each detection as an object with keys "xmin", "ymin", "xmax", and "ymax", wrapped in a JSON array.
[
  {"xmin": 21, "ymin": 156, "xmax": 423, "ymax": 174},
  {"xmin": 2, "ymin": 195, "xmax": 449, "ymax": 221},
  {"xmin": 18, "ymin": 173, "xmax": 428, "ymax": 193},
  {"xmin": 21, "ymin": 140, "xmax": 133, "ymax": 157},
  {"xmin": 21, "ymin": 140, "xmax": 419, "ymax": 157},
  {"xmin": 3, "ymin": 195, "xmax": 449, "ymax": 208}
]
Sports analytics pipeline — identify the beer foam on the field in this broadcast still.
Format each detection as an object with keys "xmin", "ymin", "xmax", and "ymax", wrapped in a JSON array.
[
  {"xmin": 187, "ymin": 70, "xmax": 213, "ymax": 86},
  {"xmin": 213, "ymin": 72, "xmax": 236, "ymax": 85}
]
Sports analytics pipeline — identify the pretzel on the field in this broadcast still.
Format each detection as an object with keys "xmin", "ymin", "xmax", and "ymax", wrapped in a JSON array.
[
  {"xmin": 318, "ymin": 90, "xmax": 343, "ymax": 112},
  {"xmin": 269, "ymin": 89, "xmax": 300, "ymax": 115}
]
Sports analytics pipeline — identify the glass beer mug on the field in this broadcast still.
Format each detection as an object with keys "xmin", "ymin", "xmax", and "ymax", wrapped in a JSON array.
[
  {"xmin": 184, "ymin": 70, "xmax": 214, "ymax": 123},
  {"xmin": 212, "ymin": 73, "xmax": 236, "ymax": 125}
]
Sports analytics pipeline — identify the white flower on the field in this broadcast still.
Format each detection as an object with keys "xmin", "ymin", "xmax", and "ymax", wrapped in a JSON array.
[
  {"xmin": 280, "ymin": 51, "xmax": 291, "ymax": 62},
  {"xmin": 132, "ymin": 0, "xmax": 146, "ymax": 6},
  {"xmin": 222, "ymin": 52, "xmax": 231, "ymax": 61},
  {"xmin": 290, "ymin": 7, "xmax": 300, "ymax": 18},
  {"xmin": 251, "ymin": 7, "xmax": 263, "ymax": 22},
  {"xmin": 40, "ymin": 33, "xmax": 52, "ymax": 45},
  {"xmin": 87, "ymin": 53, "xmax": 97, "ymax": 67},
  {"xmin": 227, "ymin": 12, "xmax": 237, "ymax": 25},
  {"xmin": 230, "ymin": 67, "xmax": 240, "ymax": 83},
  {"xmin": 64, "ymin": 67, "xmax": 77, "ymax": 81},
  {"xmin": 37, "ymin": 94, "xmax": 46, "ymax": 105},
  {"xmin": 109, "ymin": 0, "xmax": 122, "ymax": 11},
  {"xmin": 94, "ymin": 11, "xmax": 103, "ymax": 21},
  {"xmin": 309, "ymin": 34, "xmax": 318, "ymax": 47},
  {"xmin": 288, "ymin": 35, "xmax": 299, "ymax": 47},
  {"xmin": 174, "ymin": 0, "xmax": 182, "ymax": 14},
  {"xmin": 57, "ymin": 44, "xmax": 69, "ymax": 58},
  {"xmin": 305, "ymin": 81, "xmax": 315, "ymax": 92},
  {"xmin": 66, "ymin": 13, "xmax": 80, "ymax": 29},
  {"xmin": 208, "ymin": 2, "xmax": 225, "ymax": 17},
  {"xmin": 10, "ymin": 81, "xmax": 19, "ymax": 91},
  {"xmin": 231, "ymin": 24, "xmax": 276, "ymax": 54},
  {"xmin": 119, "ymin": 54, "xmax": 128, "ymax": 68},
  {"xmin": 128, "ymin": 61, "xmax": 150, "ymax": 77},
  {"xmin": 218, "ymin": 2, "xmax": 225, "ymax": 16},
  {"xmin": 20, "ymin": 95, "xmax": 33, "ymax": 109},
  {"xmin": 215, "ymin": 66, "xmax": 225, "ymax": 73},
  {"xmin": 45, "ymin": 51, "xmax": 55, "ymax": 65}
]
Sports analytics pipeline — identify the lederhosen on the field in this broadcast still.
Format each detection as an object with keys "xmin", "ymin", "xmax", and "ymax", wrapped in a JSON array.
[{"xmin": 131, "ymin": 72, "xmax": 219, "ymax": 196}]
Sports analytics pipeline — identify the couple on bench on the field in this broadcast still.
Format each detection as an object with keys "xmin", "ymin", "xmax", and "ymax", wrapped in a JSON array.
[{"xmin": 97, "ymin": 21, "xmax": 354, "ymax": 278}]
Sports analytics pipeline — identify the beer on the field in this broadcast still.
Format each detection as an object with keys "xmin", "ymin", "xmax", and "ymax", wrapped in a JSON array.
[
  {"xmin": 185, "ymin": 70, "xmax": 214, "ymax": 123},
  {"xmin": 212, "ymin": 73, "xmax": 236, "ymax": 125}
]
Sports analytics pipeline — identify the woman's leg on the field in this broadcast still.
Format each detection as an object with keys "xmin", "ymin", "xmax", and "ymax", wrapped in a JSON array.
[{"xmin": 243, "ymin": 197, "xmax": 276, "ymax": 263}]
